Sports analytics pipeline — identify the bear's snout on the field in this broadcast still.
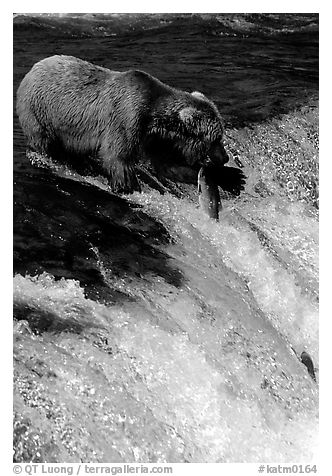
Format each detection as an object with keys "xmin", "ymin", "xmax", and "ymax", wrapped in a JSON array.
[{"xmin": 208, "ymin": 142, "xmax": 229, "ymax": 166}]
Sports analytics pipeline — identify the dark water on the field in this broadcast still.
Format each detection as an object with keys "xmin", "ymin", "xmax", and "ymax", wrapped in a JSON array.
[
  {"xmin": 14, "ymin": 13, "xmax": 318, "ymax": 126},
  {"xmin": 13, "ymin": 14, "xmax": 319, "ymax": 463}
]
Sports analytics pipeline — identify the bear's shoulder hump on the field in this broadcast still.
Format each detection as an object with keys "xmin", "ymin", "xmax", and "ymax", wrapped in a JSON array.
[{"xmin": 123, "ymin": 69, "xmax": 153, "ymax": 81}]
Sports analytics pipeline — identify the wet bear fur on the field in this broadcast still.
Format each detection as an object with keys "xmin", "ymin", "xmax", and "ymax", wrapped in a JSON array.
[{"xmin": 16, "ymin": 55, "xmax": 229, "ymax": 193}]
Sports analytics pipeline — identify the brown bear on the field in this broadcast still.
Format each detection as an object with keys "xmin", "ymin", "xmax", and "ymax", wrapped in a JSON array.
[{"xmin": 16, "ymin": 55, "xmax": 230, "ymax": 193}]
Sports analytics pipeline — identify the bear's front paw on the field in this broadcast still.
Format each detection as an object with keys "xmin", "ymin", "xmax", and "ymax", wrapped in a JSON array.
[{"xmin": 211, "ymin": 165, "xmax": 246, "ymax": 196}]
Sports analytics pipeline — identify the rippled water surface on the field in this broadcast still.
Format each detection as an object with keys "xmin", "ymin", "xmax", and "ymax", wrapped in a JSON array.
[{"xmin": 13, "ymin": 13, "xmax": 319, "ymax": 463}]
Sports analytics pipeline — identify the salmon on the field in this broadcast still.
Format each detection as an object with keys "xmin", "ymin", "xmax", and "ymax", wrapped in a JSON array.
[
  {"xmin": 198, "ymin": 165, "xmax": 221, "ymax": 221},
  {"xmin": 301, "ymin": 351, "xmax": 317, "ymax": 382}
]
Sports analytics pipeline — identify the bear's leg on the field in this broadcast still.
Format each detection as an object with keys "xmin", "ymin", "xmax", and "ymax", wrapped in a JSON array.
[
  {"xmin": 98, "ymin": 147, "xmax": 141, "ymax": 194},
  {"xmin": 20, "ymin": 111, "xmax": 52, "ymax": 157}
]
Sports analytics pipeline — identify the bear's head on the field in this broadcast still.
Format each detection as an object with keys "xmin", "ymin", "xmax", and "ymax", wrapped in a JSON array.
[{"xmin": 148, "ymin": 90, "xmax": 229, "ymax": 168}]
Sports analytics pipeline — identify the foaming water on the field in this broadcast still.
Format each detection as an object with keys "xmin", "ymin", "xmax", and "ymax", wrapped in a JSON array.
[
  {"xmin": 130, "ymin": 188, "xmax": 318, "ymax": 356},
  {"xmin": 13, "ymin": 264, "xmax": 317, "ymax": 463}
]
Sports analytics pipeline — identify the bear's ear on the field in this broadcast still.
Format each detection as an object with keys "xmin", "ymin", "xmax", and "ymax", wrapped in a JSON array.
[
  {"xmin": 191, "ymin": 91, "xmax": 207, "ymax": 100},
  {"xmin": 179, "ymin": 107, "xmax": 200, "ymax": 123}
]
